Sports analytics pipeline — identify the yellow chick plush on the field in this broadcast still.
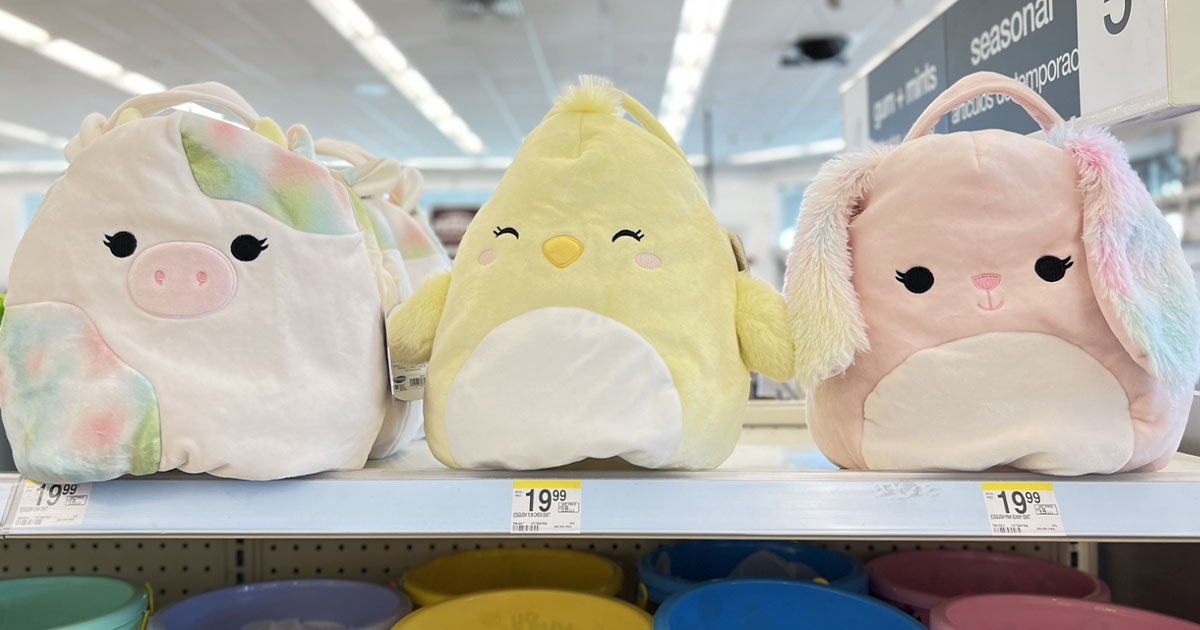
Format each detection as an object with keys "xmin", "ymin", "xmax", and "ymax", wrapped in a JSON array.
[{"xmin": 388, "ymin": 76, "xmax": 793, "ymax": 469}]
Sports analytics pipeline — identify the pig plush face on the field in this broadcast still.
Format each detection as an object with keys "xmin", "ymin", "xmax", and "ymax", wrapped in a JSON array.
[
  {"xmin": 786, "ymin": 81, "xmax": 1200, "ymax": 475},
  {"xmin": 0, "ymin": 110, "xmax": 388, "ymax": 482}
]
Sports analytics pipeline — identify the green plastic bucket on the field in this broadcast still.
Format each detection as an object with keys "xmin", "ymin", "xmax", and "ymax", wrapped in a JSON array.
[{"xmin": 0, "ymin": 576, "xmax": 149, "ymax": 630}]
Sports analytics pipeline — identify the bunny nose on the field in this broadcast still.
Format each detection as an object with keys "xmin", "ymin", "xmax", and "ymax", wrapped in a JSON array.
[{"xmin": 972, "ymin": 274, "xmax": 1001, "ymax": 291}]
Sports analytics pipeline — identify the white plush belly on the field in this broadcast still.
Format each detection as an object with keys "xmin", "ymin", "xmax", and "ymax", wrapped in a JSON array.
[
  {"xmin": 862, "ymin": 332, "xmax": 1134, "ymax": 475},
  {"xmin": 443, "ymin": 307, "xmax": 683, "ymax": 469}
]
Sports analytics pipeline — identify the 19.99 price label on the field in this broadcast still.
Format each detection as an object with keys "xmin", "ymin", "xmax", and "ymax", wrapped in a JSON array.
[
  {"xmin": 981, "ymin": 482, "xmax": 1065, "ymax": 536},
  {"xmin": 510, "ymin": 480, "xmax": 581, "ymax": 534},
  {"xmin": 12, "ymin": 480, "xmax": 91, "ymax": 528}
]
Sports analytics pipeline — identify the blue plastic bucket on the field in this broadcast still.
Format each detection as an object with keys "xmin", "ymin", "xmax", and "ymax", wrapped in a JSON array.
[
  {"xmin": 0, "ymin": 575, "xmax": 148, "ymax": 630},
  {"xmin": 654, "ymin": 579, "xmax": 926, "ymax": 630},
  {"xmin": 638, "ymin": 541, "xmax": 867, "ymax": 607},
  {"xmin": 147, "ymin": 579, "xmax": 411, "ymax": 630}
]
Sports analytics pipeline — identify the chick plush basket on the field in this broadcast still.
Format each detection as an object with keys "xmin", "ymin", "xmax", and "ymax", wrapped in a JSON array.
[
  {"xmin": 388, "ymin": 76, "xmax": 794, "ymax": 470},
  {"xmin": 0, "ymin": 83, "xmax": 406, "ymax": 481},
  {"xmin": 786, "ymin": 72, "xmax": 1200, "ymax": 475}
]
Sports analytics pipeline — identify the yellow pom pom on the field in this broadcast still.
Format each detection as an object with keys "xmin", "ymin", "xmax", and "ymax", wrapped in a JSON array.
[{"xmin": 550, "ymin": 75, "xmax": 625, "ymax": 117}]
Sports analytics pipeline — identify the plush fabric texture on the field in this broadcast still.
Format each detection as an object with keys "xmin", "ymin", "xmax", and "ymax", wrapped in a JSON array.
[
  {"xmin": 0, "ymin": 302, "xmax": 160, "ymax": 482},
  {"xmin": 387, "ymin": 76, "xmax": 792, "ymax": 470},
  {"xmin": 1, "ymin": 101, "xmax": 390, "ymax": 480},
  {"xmin": 788, "ymin": 72, "xmax": 1200, "ymax": 475}
]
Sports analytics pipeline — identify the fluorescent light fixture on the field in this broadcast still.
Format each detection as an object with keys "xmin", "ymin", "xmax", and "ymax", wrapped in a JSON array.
[
  {"xmin": 0, "ymin": 120, "xmax": 68, "ymax": 149},
  {"xmin": 308, "ymin": 0, "xmax": 486, "ymax": 155},
  {"xmin": 405, "ymin": 156, "xmax": 512, "ymax": 170},
  {"xmin": 658, "ymin": 0, "xmax": 732, "ymax": 142},
  {"xmin": 0, "ymin": 160, "xmax": 69, "ymax": 174},
  {"xmin": 0, "ymin": 7, "xmax": 196, "ymax": 107},
  {"xmin": 728, "ymin": 138, "xmax": 847, "ymax": 165},
  {"xmin": 0, "ymin": 8, "xmax": 48, "ymax": 46}
]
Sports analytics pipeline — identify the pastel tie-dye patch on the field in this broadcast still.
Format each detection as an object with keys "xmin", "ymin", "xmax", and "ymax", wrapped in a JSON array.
[
  {"xmin": 0, "ymin": 302, "xmax": 161, "ymax": 482},
  {"xmin": 180, "ymin": 114, "xmax": 356, "ymax": 236}
]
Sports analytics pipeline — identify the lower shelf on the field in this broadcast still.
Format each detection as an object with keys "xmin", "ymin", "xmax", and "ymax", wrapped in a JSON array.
[{"xmin": 2, "ymin": 418, "xmax": 1198, "ymax": 540}]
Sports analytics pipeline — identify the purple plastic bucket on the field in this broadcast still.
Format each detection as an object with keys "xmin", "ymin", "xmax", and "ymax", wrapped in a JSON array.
[
  {"xmin": 147, "ymin": 579, "xmax": 411, "ymax": 630},
  {"xmin": 931, "ymin": 595, "xmax": 1200, "ymax": 630},
  {"xmin": 867, "ymin": 551, "xmax": 1109, "ymax": 624}
]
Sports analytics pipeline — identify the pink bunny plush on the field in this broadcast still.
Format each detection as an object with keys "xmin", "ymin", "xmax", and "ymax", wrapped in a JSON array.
[{"xmin": 787, "ymin": 72, "xmax": 1200, "ymax": 475}]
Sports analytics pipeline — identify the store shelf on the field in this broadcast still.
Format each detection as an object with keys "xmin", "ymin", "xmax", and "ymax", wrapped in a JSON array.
[{"xmin": 2, "ymin": 403, "xmax": 1199, "ymax": 540}]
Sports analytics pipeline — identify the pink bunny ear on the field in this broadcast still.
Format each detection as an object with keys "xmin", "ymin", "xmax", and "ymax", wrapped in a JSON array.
[
  {"xmin": 1053, "ymin": 125, "xmax": 1200, "ymax": 387},
  {"xmin": 785, "ymin": 146, "xmax": 892, "ymax": 387}
]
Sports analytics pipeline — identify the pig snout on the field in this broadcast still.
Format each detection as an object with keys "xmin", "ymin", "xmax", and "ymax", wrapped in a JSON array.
[{"xmin": 127, "ymin": 242, "xmax": 237, "ymax": 318}]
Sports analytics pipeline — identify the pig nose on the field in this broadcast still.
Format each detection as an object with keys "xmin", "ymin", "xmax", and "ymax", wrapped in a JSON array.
[
  {"xmin": 127, "ymin": 242, "xmax": 237, "ymax": 318},
  {"xmin": 972, "ymin": 273, "xmax": 1001, "ymax": 291}
]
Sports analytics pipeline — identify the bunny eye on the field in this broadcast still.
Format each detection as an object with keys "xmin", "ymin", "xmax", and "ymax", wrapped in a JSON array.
[
  {"xmin": 1035, "ymin": 255, "xmax": 1073, "ymax": 282},
  {"xmin": 612, "ymin": 229, "xmax": 644, "ymax": 242},
  {"xmin": 103, "ymin": 231, "xmax": 137, "ymax": 258},
  {"xmin": 493, "ymin": 226, "xmax": 519, "ymax": 239},
  {"xmin": 895, "ymin": 266, "xmax": 934, "ymax": 294}
]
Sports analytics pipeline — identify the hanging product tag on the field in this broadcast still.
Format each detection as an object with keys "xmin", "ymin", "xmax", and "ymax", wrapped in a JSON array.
[
  {"xmin": 981, "ymin": 482, "xmax": 1065, "ymax": 536},
  {"xmin": 391, "ymin": 363, "xmax": 427, "ymax": 402},
  {"xmin": 510, "ymin": 480, "xmax": 582, "ymax": 534},
  {"xmin": 12, "ymin": 479, "xmax": 91, "ymax": 528}
]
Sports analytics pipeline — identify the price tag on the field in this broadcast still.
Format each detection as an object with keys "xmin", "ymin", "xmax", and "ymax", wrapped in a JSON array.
[
  {"xmin": 391, "ymin": 363, "xmax": 427, "ymax": 402},
  {"xmin": 981, "ymin": 482, "xmax": 1065, "ymax": 536},
  {"xmin": 511, "ymin": 480, "xmax": 581, "ymax": 534},
  {"xmin": 12, "ymin": 480, "xmax": 91, "ymax": 528}
]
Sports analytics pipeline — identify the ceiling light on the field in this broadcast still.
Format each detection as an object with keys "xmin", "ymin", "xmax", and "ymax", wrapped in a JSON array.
[
  {"xmin": 308, "ymin": 0, "xmax": 486, "ymax": 154},
  {"xmin": 405, "ymin": 156, "xmax": 512, "ymax": 170},
  {"xmin": 39, "ymin": 39, "xmax": 123, "ymax": 80},
  {"xmin": 0, "ymin": 120, "xmax": 68, "ymax": 148},
  {"xmin": 0, "ymin": 8, "xmax": 48, "ymax": 46},
  {"xmin": 113, "ymin": 72, "xmax": 166, "ymax": 95},
  {"xmin": 728, "ymin": 138, "xmax": 846, "ymax": 165},
  {"xmin": 658, "ymin": 0, "xmax": 732, "ymax": 142},
  {"xmin": 0, "ymin": 160, "xmax": 69, "ymax": 174}
]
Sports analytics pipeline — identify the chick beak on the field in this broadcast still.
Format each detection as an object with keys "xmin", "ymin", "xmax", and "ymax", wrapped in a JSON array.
[{"xmin": 542, "ymin": 235, "xmax": 583, "ymax": 268}]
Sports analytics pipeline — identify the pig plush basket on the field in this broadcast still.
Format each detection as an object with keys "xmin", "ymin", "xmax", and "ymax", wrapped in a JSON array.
[
  {"xmin": 0, "ymin": 83, "xmax": 404, "ymax": 482},
  {"xmin": 786, "ymin": 72, "xmax": 1200, "ymax": 475}
]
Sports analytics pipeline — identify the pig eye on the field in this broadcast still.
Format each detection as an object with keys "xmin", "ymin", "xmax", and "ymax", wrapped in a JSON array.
[
  {"xmin": 895, "ymin": 266, "xmax": 934, "ymax": 294},
  {"xmin": 103, "ymin": 231, "xmax": 137, "ymax": 258},
  {"xmin": 1035, "ymin": 255, "xmax": 1073, "ymax": 282},
  {"xmin": 231, "ymin": 234, "xmax": 268, "ymax": 262}
]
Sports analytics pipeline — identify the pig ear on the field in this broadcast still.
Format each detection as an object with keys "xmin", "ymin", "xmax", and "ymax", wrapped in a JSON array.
[
  {"xmin": 1054, "ymin": 125, "xmax": 1200, "ymax": 387},
  {"xmin": 785, "ymin": 146, "xmax": 891, "ymax": 388},
  {"xmin": 286, "ymin": 124, "xmax": 315, "ymax": 160}
]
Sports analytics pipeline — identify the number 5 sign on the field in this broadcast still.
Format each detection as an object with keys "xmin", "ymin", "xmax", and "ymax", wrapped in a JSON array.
[{"xmin": 981, "ymin": 481, "xmax": 1065, "ymax": 536}]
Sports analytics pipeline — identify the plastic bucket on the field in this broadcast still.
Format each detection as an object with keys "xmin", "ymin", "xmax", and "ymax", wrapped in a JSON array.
[
  {"xmin": 401, "ymin": 548, "xmax": 622, "ymax": 607},
  {"xmin": 931, "ymin": 594, "xmax": 1200, "ymax": 629},
  {"xmin": 638, "ymin": 541, "xmax": 867, "ymax": 608},
  {"xmin": 868, "ymin": 550, "xmax": 1109, "ymax": 624},
  {"xmin": 0, "ymin": 575, "xmax": 149, "ymax": 630},
  {"xmin": 654, "ymin": 579, "xmax": 925, "ymax": 629},
  {"xmin": 392, "ymin": 589, "xmax": 651, "ymax": 629},
  {"xmin": 147, "ymin": 579, "xmax": 410, "ymax": 630}
]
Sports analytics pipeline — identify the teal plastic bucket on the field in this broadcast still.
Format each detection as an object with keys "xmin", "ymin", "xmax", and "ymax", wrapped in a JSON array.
[{"xmin": 0, "ymin": 576, "xmax": 149, "ymax": 630}]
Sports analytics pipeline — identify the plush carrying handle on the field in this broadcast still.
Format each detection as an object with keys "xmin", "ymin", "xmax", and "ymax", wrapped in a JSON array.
[
  {"xmin": 103, "ymin": 81, "xmax": 260, "ymax": 131},
  {"xmin": 903, "ymin": 71, "xmax": 1064, "ymax": 142}
]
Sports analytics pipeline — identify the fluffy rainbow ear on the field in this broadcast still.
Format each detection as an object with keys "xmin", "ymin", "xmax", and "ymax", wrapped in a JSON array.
[
  {"xmin": 784, "ymin": 146, "xmax": 892, "ymax": 388},
  {"xmin": 1053, "ymin": 126, "xmax": 1200, "ymax": 388},
  {"xmin": 286, "ymin": 124, "xmax": 316, "ymax": 160}
]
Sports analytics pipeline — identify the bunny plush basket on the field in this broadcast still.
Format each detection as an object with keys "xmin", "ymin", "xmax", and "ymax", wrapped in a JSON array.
[
  {"xmin": 787, "ymin": 72, "xmax": 1200, "ymax": 475},
  {"xmin": 0, "ymin": 83, "xmax": 409, "ymax": 482}
]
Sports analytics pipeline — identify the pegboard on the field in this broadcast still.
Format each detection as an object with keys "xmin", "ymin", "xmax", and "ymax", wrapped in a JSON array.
[
  {"xmin": 1, "ymin": 538, "xmax": 1089, "ymax": 607},
  {"xmin": 0, "ymin": 539, "xmax": 239, "ymax": 604}
]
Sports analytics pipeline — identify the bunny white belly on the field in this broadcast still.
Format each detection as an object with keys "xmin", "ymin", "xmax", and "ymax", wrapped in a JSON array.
[
  {"xmin": 862, "ymin": 332, "xmax": 1133, "ymax": 475},
  {"xmin": 442, "ymin": 307, "xmax": 682, "ymax": 469}
]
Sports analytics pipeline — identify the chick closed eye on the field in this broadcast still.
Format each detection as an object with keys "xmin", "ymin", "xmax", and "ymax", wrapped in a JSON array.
[
  {"xmin": 612, "ymin": 229, "xmax": 644, "ymax": 242},
  {"xmin": 493, "ymin": 226, "xmax": 519, "ymax": 239}
]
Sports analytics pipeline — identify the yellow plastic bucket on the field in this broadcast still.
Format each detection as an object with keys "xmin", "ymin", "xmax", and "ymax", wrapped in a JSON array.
[
  {"xmin": 391, "ymin": 589, "xmax": 651, "ymax": 630},
  {"xmin": 401, "ymin": 548, "xmax": 622, "ymax": 607}
]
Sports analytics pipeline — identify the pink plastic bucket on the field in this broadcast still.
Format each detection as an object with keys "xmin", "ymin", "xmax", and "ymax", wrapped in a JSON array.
[
  {"xmin": 867, "ymin": 551, "xmax": 1109, "ymax": 623},
  {"xmin": 931, "ymin": 595, "xmax": 1200, "ymax": 629}
]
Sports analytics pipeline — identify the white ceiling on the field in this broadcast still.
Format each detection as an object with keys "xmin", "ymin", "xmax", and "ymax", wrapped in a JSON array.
[{"xmin": 0, "ymin": 0, "xmax": 940, "ymax": 163}]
